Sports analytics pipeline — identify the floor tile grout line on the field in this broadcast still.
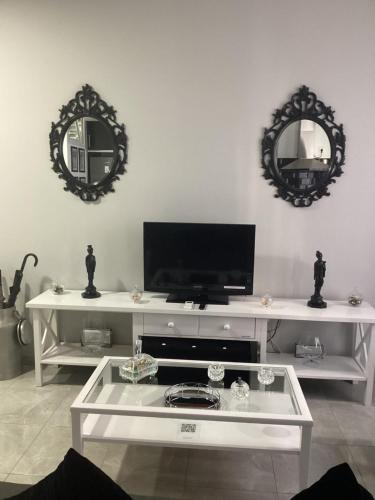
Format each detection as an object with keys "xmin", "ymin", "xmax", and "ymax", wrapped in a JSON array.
[
  {"xmin": 181, "ymin": 448, "xmax": 190, "ymax": 497},
  {"xmin": 345, "ymin": 444, "xmax": 372, "ymax": 491},
  {"xmin": 5, "ymin": 380, "xmax": 76, "ymax": 477},
  {"xmin": 327, "ymin": 403, "xmax": 346, "ymax": 444},
  {"xmin": 270, "ymin": 453, "xmax": 280, "ymax": 496},
  {"xmin": 356, "ymin": 445, "xmax": 375, "ymax": 495},
  {"xmin": 7, "ymin": 420, "xmax": 49, "ymax": 476}
]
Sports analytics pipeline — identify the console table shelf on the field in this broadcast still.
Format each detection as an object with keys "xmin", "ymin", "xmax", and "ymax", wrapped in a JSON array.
[
  {"xmin": 267, "ymin": 353, "xmax": 366, "ymax": 381},
  {"xmin": 27, "ymin": 290, "xmax": 375, "ymax": 405},
  {"xmin": 40, "ymin": 343, "xmax": 133, "ymax": 367}
]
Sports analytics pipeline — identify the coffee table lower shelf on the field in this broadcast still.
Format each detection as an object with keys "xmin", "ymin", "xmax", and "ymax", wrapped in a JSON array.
[{"xmin": 82, "ymin": 414, "xmax": 301, "ymax": 453}]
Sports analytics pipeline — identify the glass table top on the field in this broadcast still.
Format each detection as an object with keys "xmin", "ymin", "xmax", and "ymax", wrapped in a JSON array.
[{"xmin": 81, "ymin": 357, "xmax": 304, "ymax": 418}]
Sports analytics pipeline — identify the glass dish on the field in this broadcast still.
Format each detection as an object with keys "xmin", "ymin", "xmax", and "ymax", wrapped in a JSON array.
[{"xmin": 164, "ymin": 382, "xmax": 220, "ymax": 409}]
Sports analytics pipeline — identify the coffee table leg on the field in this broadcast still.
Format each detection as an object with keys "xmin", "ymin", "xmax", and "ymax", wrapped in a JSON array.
[
  {"xmin": 299, "ymin": 425, "xmax": 312, "ymax": 490},
  {"xmin": 71, "ymin": 410, "xmax": 83, "ymax": 455},
  {"xmin": 364, "ymin": 324, "xmax": 375, "ymax": 406}
]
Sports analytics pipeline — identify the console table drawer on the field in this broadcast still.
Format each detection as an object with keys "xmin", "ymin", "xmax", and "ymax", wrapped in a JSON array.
[
  {"xmin": 143, "ymin": 314, "xmax": 199, "ymax": 336},
  {"xmin": 199, "ymin": 317, "xmax": 255, "ymax": 339}
]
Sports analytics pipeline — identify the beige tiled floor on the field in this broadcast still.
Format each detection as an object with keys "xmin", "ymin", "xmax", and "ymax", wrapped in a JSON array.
[{"xmin": 0, "ymin": 365, "xmax": 374, "ymax": 500}]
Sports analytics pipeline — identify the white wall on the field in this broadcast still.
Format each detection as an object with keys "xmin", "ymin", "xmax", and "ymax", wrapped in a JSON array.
[{"xmin": 1, "ymin": 0, "xmax": 375, "ymax": 349}]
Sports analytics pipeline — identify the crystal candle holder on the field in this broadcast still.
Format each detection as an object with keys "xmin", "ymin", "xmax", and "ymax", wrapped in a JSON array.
[
  {"xmin": 51, "ymin": 282, "xmax": 65, "ymax": 295},
  {"xmin": 348, "ymin": 290, "xmax": 363, "ymax": 306},
  {"xmin": 208, "ymin": 363, "xmax": 225, "ymax": 382},
  {"xmin": 257, "ymin": 367, "xmax": 275, "ymax": 386},
  {"xmin": 130, "ymin": 286, "xmax": 143, "ymax": 304},
  {"xmin": 260, "ymin": 293, "xmax": 273, "ymax": 307}
]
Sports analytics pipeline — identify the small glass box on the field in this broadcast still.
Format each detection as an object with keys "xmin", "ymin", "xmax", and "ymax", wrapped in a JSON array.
[
  {"xmin": 119, "ymin": 353, "xmax": 158, "ymax": 383},
  {"xmin": 81, "ymin": 329, "xmax": 112, "ymax": 348}
]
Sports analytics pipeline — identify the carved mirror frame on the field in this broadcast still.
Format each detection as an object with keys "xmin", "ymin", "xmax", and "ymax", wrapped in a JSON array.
[
  {"xmin": 50, "ymin": 84, "xmax": 128, "ymax": 201},
  {"xmin": 261, "ymin": 86, "xmax": 345, "ymax": 207}
]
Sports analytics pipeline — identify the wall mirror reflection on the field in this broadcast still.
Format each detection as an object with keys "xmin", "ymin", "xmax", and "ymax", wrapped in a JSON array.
[
  {"xmin": 275, "ymin": 119, "xmax": 331, "ymax": 190},
  {"xmin": 62, "ymin": 118, "xmax": 115, "ymax": 185},
  {"xmin": 261, "ymin": 86, "xmax": 345, "ymax": 207},
  {"xmin": 50, "ymin": 84, "xmax": 127, "ymax": 201}
]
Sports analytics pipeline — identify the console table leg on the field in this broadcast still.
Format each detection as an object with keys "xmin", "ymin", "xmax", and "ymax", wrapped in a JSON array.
[
  {"xmin": 255, "ymin": 319, "xmax": 268, "ymax": 363},
  {"xmin": 71, "ymin": 410, "xmax": 83, "ymax": 455},
  {"xmin": 364, "ymin": 324, "xmax": 375, "ymax": 406},
  {"xmin": 132, "ymin": 313, "xmax": 143, "ymax": 354},
  {"xmin": 33, "ymin": 310, "xmax": 43, "ymax": 387},
  {"xmin": 299, "ymin": 425, "xmax": 312, "ymax": 491}
]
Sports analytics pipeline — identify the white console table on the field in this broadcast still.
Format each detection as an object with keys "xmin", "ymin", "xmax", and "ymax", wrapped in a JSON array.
[{"xmin": 26, "ymin": 290, "xmax": 375, "ymax": 405}]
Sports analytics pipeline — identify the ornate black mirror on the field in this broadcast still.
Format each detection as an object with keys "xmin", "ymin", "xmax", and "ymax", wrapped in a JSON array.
[
  {"xmin": 50, "ymin": 84, "xmax": 127, "ymax": 201},
  {"xmin": 261, "ymin": 86, "xmax": 345, "ymax": 207}
]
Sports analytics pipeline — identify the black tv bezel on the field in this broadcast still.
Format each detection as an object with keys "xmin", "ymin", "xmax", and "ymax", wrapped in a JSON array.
[{"xmin": 143, "ymin": 222, "xmax": 255, "ymax": 300}]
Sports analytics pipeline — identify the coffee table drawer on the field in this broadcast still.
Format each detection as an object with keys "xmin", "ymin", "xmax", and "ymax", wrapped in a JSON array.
[
  {"xmin": 143, "ymin": 314, "xmax": 199, "ymax": 336},
  {"xmin": 199, "ymin": 316, "xmax": 255, "ymax": 339}
]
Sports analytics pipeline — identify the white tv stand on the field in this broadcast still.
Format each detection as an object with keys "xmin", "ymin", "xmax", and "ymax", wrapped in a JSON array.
[{"xmin": 26, "ymin": 290, "xmax": 375, "ymax": 405}]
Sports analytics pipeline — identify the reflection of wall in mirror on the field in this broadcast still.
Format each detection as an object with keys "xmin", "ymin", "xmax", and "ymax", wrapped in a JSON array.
[
  {"xmin": 62, "ymin": 118, "xmax": 114, "ymax": 184},
  {"xmin": 278, "ymin": 122, "xmax": 300, "ymax": 158},
  {"xmin": 278, "ymin": 120, "xmax": 330, "ymax": 160},
  {"xmin": 86, "ymin": 119, "xmax": 114, "ymax": 184},
  {"xmin": 300, "ymin": 120, "xmax": 330, "ymax": 160},
  {"xmin": 87, "ymin": 154, "xmax": 113, "ymax": 183},
  {"xmin": 63, "ymin": 118, "xmax": 88, "ymax": 181}
]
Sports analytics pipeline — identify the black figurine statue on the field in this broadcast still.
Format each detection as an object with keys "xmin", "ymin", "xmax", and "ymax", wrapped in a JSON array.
[
  {"xmin": 307, "ymin": 250, "xmax": 327, "ymax": 308},
  {"xmin": 81, "ymin": 245, "xmax": 101, "ymax": 299}
]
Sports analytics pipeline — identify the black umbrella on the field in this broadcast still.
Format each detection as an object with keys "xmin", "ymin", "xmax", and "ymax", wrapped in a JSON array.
[
  {"xmin": 7, "ymin": 253, "xmax": 38, "ymax": 308},
  {"xmin": 0, "ymin": 270, "xmax": 5, "ymax": 309}
]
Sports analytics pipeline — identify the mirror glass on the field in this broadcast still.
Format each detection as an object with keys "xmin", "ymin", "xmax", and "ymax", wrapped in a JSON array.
[
  {"xmin": 62, "ymin": 118, "xmax": 115, "ymax": 184},
  {"xmin": 275, "ymin": 119, "xmax": 331, "ymax": 190}
]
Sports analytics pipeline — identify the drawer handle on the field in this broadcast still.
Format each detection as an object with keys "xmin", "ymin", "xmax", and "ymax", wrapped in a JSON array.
[
  {"xmin": 167, "ymin": 321, "xmax": 175, "ymax": 328},
  {"xmin": 223, "ymin": 323, "xmax": 231, "ymax": 331}
]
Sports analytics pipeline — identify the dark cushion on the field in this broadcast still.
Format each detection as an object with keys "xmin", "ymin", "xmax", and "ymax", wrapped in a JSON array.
[
  {"xmin": 292, "ymin": 462, "xmax": 373, "ymax": 500},
  {"xmin": 5, "ymin": 448, "xmax": 132, "ymax": 500}
]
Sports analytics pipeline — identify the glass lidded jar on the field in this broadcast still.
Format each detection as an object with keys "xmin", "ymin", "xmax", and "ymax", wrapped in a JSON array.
[{"xmin": 230, "ymin": 377, "xmax": 250, "ymax": 400}]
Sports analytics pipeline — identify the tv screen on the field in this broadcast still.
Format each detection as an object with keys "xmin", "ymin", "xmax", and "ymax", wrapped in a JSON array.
[{"xmin": 143, "ymin": 222, "xmax": 255, "ymax": 304}]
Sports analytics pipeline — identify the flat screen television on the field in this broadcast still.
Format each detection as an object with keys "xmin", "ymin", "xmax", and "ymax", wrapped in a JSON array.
[{"xmin": 143, "ymin": 222, "xmax": 256, "ymax": 305}]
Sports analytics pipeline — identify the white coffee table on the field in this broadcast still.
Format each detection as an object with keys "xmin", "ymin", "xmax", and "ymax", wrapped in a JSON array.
[{"xmin": 71, "ymin": 356, "xmax": 313, "ymax": 490}]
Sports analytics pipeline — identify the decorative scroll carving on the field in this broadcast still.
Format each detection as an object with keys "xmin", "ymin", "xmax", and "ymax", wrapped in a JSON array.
[
  {"xmin": 261, "ymin": 86, "xmax": 345, "ymax": 207},
  {"xmin": 50, "ymin": 84, "xmax": 128, "ymax": 201}
]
